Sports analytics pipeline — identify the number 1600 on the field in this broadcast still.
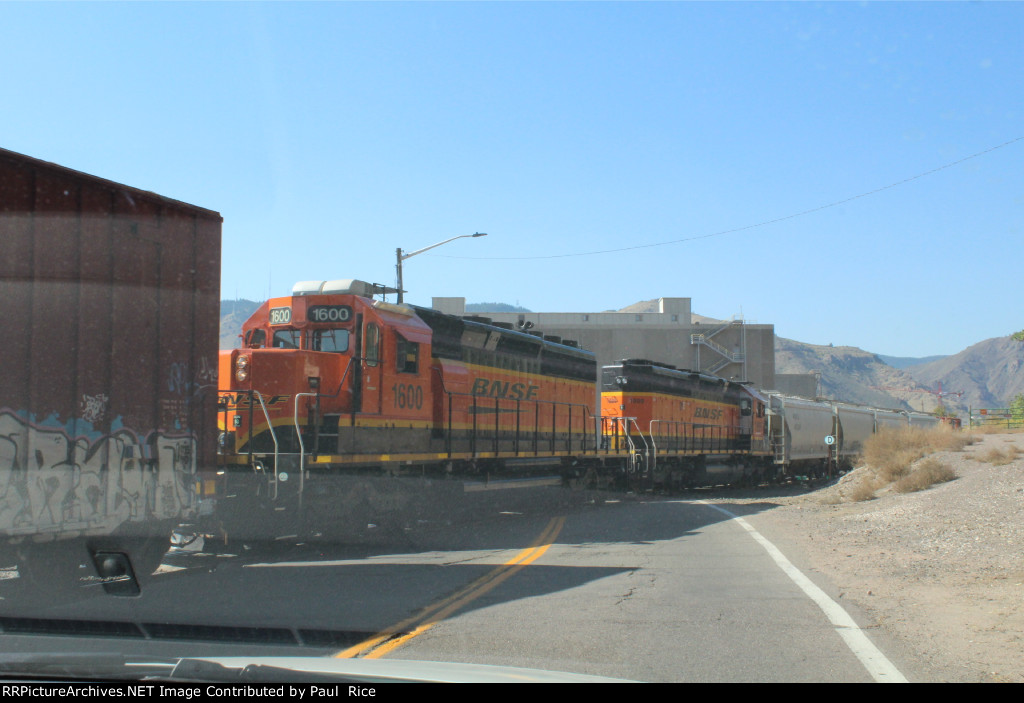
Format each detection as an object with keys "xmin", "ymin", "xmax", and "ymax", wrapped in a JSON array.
[{"xmin": 392, "ymin": 384, "xmax": 423, "ymax": 409}]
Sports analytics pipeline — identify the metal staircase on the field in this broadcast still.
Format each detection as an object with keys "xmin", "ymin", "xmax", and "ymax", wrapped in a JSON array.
[{"xmin": 690, "ymin": 318, "xmax": 746, "ymax": 377}]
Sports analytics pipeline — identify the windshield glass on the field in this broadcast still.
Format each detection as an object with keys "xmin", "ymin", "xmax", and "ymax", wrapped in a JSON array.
[
  {"xmin": 1, "ymin": 1, "xmax": 1021, "ymax": 685},
  {"xmin": 312, "ymin": 328, "xmax": 350, "ymax": 353},
  {"xmin": 272, "ymin": 329, "xmax": 301, "ymax": 349}
]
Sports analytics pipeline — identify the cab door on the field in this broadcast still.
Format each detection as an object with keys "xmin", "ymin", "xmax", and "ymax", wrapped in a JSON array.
[{"xmin": 359, "ymin": 320, "xmax": 382, "ymax": 415}]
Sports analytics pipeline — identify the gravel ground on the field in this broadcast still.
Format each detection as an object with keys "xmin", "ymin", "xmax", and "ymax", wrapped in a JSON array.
[{"xmin": 716, "ymin": 431, "xmax": 1024, "ymax": 683}]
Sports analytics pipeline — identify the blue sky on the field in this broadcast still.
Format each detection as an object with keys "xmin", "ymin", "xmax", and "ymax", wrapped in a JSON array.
[{"xmin": 3, "ymin": 2, "xmax": 1021, "ymax": 358}]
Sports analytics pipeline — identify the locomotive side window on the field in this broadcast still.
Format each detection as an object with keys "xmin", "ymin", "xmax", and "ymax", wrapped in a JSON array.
[
  {"xmin": 395, "ymin": 334, "xmax": 419, "ymax": 374},
  {"xmin": 311, "ymin": 329, "xmax": 350, "ymax": 353},
  {"xmin": 364, "ymin": 323, "xmax": 380, "ymax": 367},
  {"xmin": 245, "ymin": 329, "xmax": 266, "ymax": 348},
  {"xmin": 272, "ymin": 329, "xmax": 300, "ymax": 349}
]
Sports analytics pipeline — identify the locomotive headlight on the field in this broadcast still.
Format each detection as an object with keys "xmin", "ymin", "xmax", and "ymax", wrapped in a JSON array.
[{"xmin": 235, "ymin": 354, "xmax": 250, "ymax": 382}]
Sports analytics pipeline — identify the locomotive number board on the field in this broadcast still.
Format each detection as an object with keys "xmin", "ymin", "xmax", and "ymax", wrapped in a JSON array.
[
  {"xmin": 269, "ymin": 307, "xmax": 292, "ymax": 325},
  {"xmin": 308, "ymin": 305, "xmax": 353, "ymax": 323}
]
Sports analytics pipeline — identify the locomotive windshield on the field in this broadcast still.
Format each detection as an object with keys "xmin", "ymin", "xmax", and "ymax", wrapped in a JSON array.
[
  {"xmin": 272, "ymin": 328, "xmax": 301, "ymax": 349},
  {"xmin": 311, "ymin": 328, "xmax": 350, "ymax": 353},
  {"xmin": 260, "ymin": 327, "xmax": 350, "ymax": 352}
]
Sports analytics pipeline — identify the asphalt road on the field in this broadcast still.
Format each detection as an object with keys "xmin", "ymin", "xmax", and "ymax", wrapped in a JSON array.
[{"xmin": 0, "ymin": 485, "xmax": 908, "ymax": 682}]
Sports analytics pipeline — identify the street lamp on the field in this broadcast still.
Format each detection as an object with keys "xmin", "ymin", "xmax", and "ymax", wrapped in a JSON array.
[{"xmin": 395, "ymin": 232, "xmax": 488, "ymax": 304}]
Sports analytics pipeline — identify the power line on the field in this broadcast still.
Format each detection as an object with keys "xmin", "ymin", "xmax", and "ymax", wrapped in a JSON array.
[{"xmin": 432, "ymin": 136, "xmax": 1023, "ymax": 261}]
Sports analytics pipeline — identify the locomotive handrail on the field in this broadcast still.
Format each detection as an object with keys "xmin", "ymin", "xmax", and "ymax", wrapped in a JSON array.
[
  {"xmin": 251, "ymin": 390, "xmax": 281, "ymax": 500},
  {"xmin": 602, "ymin": 416, "xmax": 650, "ymax": 484},
  {"xmin": 648, "ymin": 419, "xmax": 663, "ymax": 475},
  {"xmin": 293, "ymin": 391, "xmax": 317, "ymax": 505},
  {"xmin": 219, "ymin": 388, "xmax": 282, "ymax": 499},
  {"xmin": 319, "ymin": 356, "xmax": 358, "ymax": 401},
  {"xmin": 642, "ymin": 419, "xmax": 747, "ymax": 455},
  {"xmin": 297, "ymin": 356, "xmax": 357, "ymax": 454},
  {"xmin": 428, "ymin": 367, "xmax": 593, "ymax": 458},
  {"xmin": 628, "ymin": 417, "xmax": 650, "ymax": 483}
]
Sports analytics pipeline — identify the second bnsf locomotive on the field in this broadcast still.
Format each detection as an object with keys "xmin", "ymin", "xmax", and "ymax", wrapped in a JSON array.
[{"xmin": 207, "ymin": 278, "xmax": 936, "ymax": 538}]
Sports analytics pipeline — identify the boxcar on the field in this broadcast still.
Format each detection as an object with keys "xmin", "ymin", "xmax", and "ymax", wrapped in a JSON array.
[{"xmin": 0, "ymin": 148, "xmax": 221, "ymax": 596}]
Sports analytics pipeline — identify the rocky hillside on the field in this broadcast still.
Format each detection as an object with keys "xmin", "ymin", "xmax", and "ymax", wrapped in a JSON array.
[
  {"xmin": 466, "ymin": 302, "xmax": 532, "ymax": 313},
  {"xmin": 903, "ymin": 336, "xmax": 1024, "ymax": 409},
  {"xmin": 876, "ymin": 353, "xmax": 948, "ymax": 370},
  {"xmin": 220, "ymin": 299, "xmax": 260, "ymax": 349},
  {"xmin": 773, "ymin": 337, "xmax": 935, "ymax": 412}
]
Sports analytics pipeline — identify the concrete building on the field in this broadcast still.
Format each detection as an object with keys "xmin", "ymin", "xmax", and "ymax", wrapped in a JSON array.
[{"xmin": 431, "ymin": 296, "xmax": 778, "ymax": 390}]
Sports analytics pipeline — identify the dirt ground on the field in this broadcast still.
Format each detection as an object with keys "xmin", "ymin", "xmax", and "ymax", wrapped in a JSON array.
[{"xmin": 719, "ymin": 431, "xmax": 1023, "ymax": 683}]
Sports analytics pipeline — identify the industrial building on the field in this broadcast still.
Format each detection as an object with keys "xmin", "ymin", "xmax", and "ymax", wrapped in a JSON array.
[{"xmin": 431, "ymin": 296, "xmax": 780, "ymax": 391}]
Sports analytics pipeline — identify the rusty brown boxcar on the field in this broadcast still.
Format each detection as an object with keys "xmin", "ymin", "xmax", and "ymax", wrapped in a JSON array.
[{"xmin": 0, "ymin": 148, "xmax": 221, "ymax": 596}]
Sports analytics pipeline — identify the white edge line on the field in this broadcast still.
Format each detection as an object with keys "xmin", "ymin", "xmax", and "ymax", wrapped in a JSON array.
[{"xmin": 696, "ymin": 500, "xmax": 909, "ymax": 684}]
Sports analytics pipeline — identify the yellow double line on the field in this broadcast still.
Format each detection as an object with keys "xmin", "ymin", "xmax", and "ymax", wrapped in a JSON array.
[{"xmin": 335, "ymin": 515, "xmax": 567, "ymax": 660}]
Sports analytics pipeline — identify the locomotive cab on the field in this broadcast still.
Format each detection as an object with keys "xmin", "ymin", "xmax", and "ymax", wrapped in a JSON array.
[{"xmin": 218, "ymin": 279, "xmax": 432, "ymax": 459}]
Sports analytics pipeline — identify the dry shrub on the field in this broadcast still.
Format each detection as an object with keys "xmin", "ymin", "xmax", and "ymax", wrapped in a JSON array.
[
  {"xmin": 846, "ymin": 478, "xmax": 878, "ymax": 502},
  {"xmin": 861, "ymin": 425, "xmax": 971, "ymax": 481},
  {"xmin": 893, "ymin": 457, "xmax": 956, "ymax": 493},
  {"xmin": 936, "ymin": 428, "xmax": 976, "ymax": 451},
  {"xmin": 978, "ymin": 445, "xmax": 1021, "ymax": 466},
  {"xmin": 850, "ymin": 426, "xmax": 966, "ymax": 500}
]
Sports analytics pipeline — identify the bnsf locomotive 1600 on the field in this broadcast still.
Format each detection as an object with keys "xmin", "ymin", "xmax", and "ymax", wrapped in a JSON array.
[{"xmin": 204, "ymin": 278, "xmax": 939, "ymax": 539}]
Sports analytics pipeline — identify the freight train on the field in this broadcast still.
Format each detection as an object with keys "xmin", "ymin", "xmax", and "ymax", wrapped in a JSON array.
[
  {"xmin": 207, "ymin": 278, "xmax": 940, "ymax": 539},
  {"xmin": 0, "ymin": 145, "xmax": 946, "ymax": 595}
]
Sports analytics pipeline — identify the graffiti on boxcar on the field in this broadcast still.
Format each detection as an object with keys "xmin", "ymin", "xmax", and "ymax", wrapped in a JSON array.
[
  {"xmin": 0, "ymin": 409, "xmax": 196, "ymax": 536},
  {"xmin": 168, "ymin": 358, "xmax": 218, "ymax": 396},
  {"xmin": 164, "ymin": 358, "xmax": 218, "ymax": 431},
  {"xmin": 197, "ymin": 355, "xmax": 217, "ymax": 385},
  {"xmin": 79, "ymin": 393, "xmax": 109, "ymax": 425}
]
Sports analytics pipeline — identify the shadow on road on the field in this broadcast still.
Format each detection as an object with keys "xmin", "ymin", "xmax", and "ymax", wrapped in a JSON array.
[{"xmin": 0, "ymin": 477, "xmax": 819, "ymax": 657}]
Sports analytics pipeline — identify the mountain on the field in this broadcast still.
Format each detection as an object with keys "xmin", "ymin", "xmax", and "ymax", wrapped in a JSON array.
[
  {"xmin": 875, "ymin": 354, "xmax": 949, "ymax": 370},
  {"xmin": 220, "ymin": 299, "xmax": 261, "ymax": 349},
  {"xmin": 774, "ymin": 337, "xmax": 931, "ymax": 411},
  {"xmin": 903, "ymin": 337, "xmax": 1024, "ymax": 409},
  {"xmin": 613, "ymin": 299, "xmax": 660, "ymax": 314},
  {"xmin": 466, "ymin": 302, "xmax": 532, "ymax": 313},
  {"xmin": 774, "ymin": 336, "xmax": 1024, "ymax": 415}
]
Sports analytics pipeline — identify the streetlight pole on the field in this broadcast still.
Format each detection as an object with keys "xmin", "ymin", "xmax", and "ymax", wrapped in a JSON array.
[{"xmin": 395, "ymin": 232, "xmax": 487, "ymax": 304}]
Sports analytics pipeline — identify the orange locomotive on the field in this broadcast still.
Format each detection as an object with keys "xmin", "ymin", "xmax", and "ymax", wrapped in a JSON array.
[
  {"xmin": 211, "ymin": 279, "xmax": 601, "ymax": 538},
  {"xmin": 208, "ymin": 279, "xmax": 771, "ymax": 539},
  {"xmin": 219, "ymin": 279, "xmax": 597, "ymax": 466},
  {"xmin": 600, "ymin": 360, "xmax": 772, "ymax": 489}
]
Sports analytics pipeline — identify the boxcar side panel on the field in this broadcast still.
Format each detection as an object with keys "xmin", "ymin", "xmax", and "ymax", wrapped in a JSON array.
[{"xmin": 0, "ymin": 149, "xmax": 222, "ymax": 546}]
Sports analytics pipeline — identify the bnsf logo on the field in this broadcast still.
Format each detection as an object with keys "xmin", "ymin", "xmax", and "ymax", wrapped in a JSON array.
[
  {"xmin": 694, "ymin": 407, "xmax": 724, "ymax": 420},
  {"xmin": 224, "ymin": 394, "xmax": 291, "ymax": 408},
  {"xmin": 471, "ymin": 378, "xmax": 539, "ymax": 400}
]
